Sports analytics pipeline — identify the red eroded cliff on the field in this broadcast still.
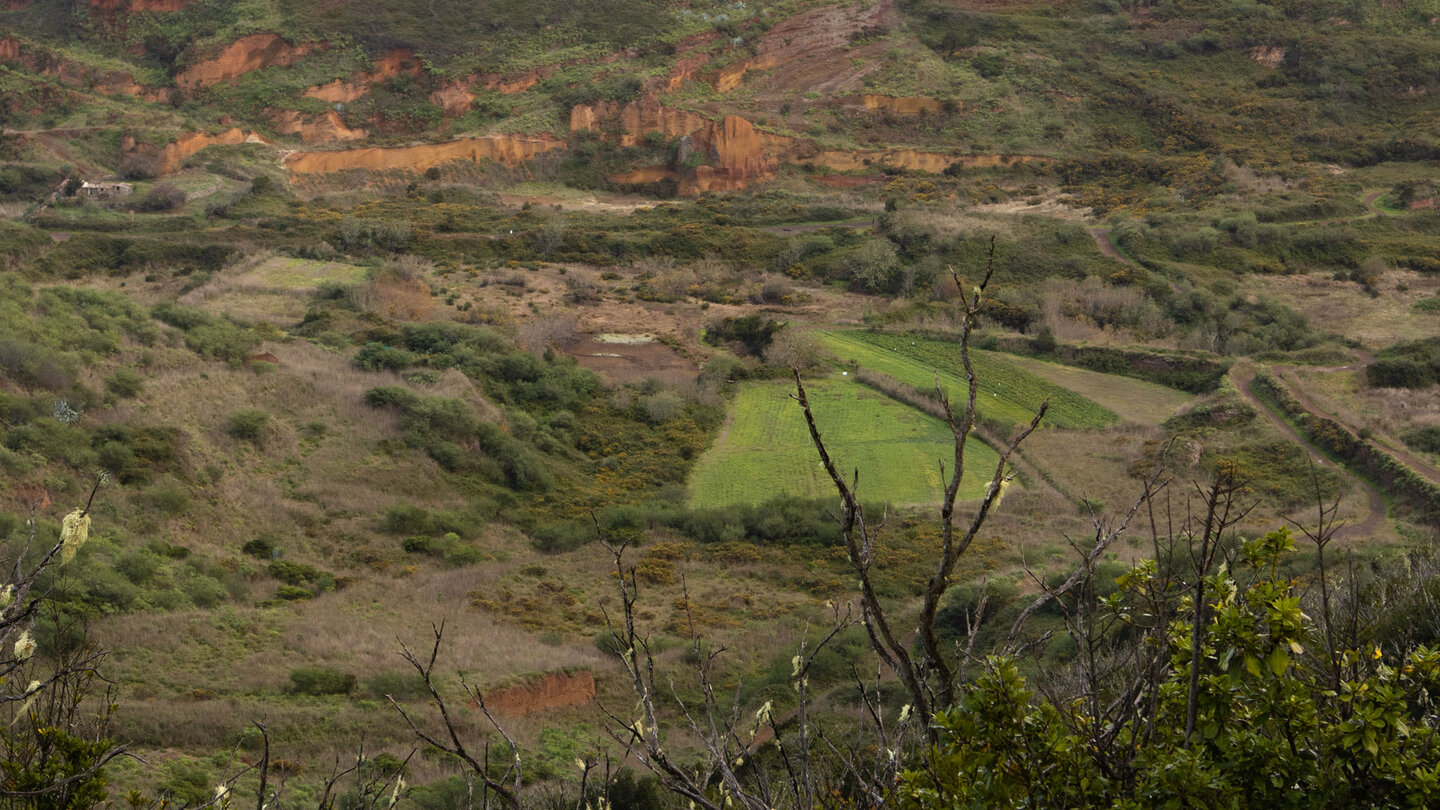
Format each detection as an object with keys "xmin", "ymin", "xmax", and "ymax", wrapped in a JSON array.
[
  {"xmin": 0, "ymin": 35, "xmax": 170, "ymax": 102},
  {"xmin": 483, "ymin": 671, "xmax": 595, "ymax": 716},
  {"xmin": 570, "ymin": 93, "xmax": 710, "ymax": 147},
  {"xmin": 710, "ymin": 0, "xmax": 894, "ymax": 93},
  {"xmin": 176, "ymin": 34, "xmax": 321, "ymax": 94},
  {"xmin": 155, "ymin": 128, "xmax": 268, "ymax": 173},
  {"xmin": 680, "ymin": 115, "xmax": 780, "ymax": 195},
  {"xmin": 854, "ymin": 94, "xmax": 947, "ymax": 115},
  {"xmin": 430, "ymin": 82, "xmax": 475, "ymax": 117},
  {"xmin": 304, "ymin": 49, "xmax": 422, "ymax": 104},
  {"xmin": 809, "ymin": 149, "xmax": 1050, "ymax": 173},
  {"xmin": 284, "ymin": 135, "xmax": 565, "ymax": 174},
  {"xmin": 269, "ymin": 109, "xmax": 367, "ymax": 143}
]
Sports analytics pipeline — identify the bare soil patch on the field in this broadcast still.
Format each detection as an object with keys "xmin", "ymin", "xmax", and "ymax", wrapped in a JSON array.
[
  {"xmin": 571, "ymin": 334, "xmax": 696, "ymax": 386},
  {"xmin": 485, "ymin": 670, "xmax": 596, "ymax": 716}
]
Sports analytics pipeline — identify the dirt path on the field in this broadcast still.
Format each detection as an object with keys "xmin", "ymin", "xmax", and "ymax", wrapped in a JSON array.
[
  {"xmin": 1087, "ymin": 227, "xmax": 1127, "ymax": 263},
  {"xmin": 1273, "ymin": 364, "xmax": 1440, "ymax": 492},
  {"xmin": 1230, "ymin": 364, "xmax": 1388, "ymax": 541}
]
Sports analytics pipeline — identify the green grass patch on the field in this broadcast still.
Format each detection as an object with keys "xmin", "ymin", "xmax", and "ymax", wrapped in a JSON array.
[
  {"xmin": 244, "ymin": 256, "xmax": 369, "ymax": 289},
  {"xmin": 816, "ymin": 331, "xmax": 1118, "ymax": 430},
  {"xmin": 992, "ymin": 353, "xmax": 1195, "ymax": 426},
  {"xmin": 688, "ymin": 377, "xmax": 1000, "ymax": 509}
]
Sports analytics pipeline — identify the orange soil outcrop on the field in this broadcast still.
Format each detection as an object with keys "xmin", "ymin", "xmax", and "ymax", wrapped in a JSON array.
[
  {"xmin": 483, "ymin": 671, "xmax": 595, "ymax": 716},
  {"xmin": 176, "ymin": 34, "xmax": 321, "ymax": 93},
  {"xmin": 681, "ymin": 115, "xmax": 780, "ymax": 195},
  {"xmin": 570, "ymin": 93, "xmax": 711, "ymax": 147},
  {"xmin": 269, "ymin": 109, "xmax": 367, "ymax": 143},
  {"xmin": 430, "ymin": 82, "xmax": 475, "ymax": 117},
  {"xmin": 854, "ymin": 94, "xmax": 947, "ymax": 115},
  {"xmin": 476, "ymin": 65, "xmax": 557, "ymax": 94},
  {"xmin": 1250, "ymin": 45, "xmax": 1286, "ymax": 68},
  {"xmin": 611, "ymin": 166, "xmax": 678, "ymax": 184},
  {"xmin": 284, "ymin": 135, "xmax": 565, "ymax": 174},
  {"xmin": 0, "ymin": 35, "xmax": 170, "ymax": 101},
  {"xmin": 155, "ymin": 127, "xmax": 268, "ymax": 174},
  {"xmin": 304, "ymin": 49, "xmax": 422, "ymax": 104},
  {"xmin": 810, "ymin": 149, "xmax": 1050, "ymax": 173},
  {"xmin": 710, "ymin": 0, "xmax": 894, "ymax": 93}
]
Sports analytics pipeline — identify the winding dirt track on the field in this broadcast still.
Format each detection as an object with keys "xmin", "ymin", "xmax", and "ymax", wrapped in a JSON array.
[
  {"xmin": 1229, "ymin": 364, "xmax": 1387, "ymax": 542},
  {"xmin": 1086, "ymin": 196, "xmax": 1417, "ymax": 542}
]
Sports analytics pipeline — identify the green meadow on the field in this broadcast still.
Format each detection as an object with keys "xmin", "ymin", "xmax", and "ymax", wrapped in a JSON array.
[
  {"xmin": 688, "ymin": 377, "xmax": 1001, "ymax": 509},
  {"xmin": 815, "ymin": 331, "xmax": 1119, "ymax": 430}
]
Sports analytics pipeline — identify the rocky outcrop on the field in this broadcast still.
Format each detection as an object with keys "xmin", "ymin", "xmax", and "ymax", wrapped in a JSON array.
[
  {"xmin": 483, "ymin": 671, "xmax": 595, "ymax": 716},
  {"xmin": 809, "ymin": 149, "xmax": 1049, "ymax": 173},
  {"xmin": 710, "ymin": 0, "xmax": 894, "ymax": 93},
  {"xmin": 304, "ymin": 49, "xmax": 423, "ymax": 105},
  {"xmin": 429, "ymin": 82, "xmax": 475, "ymax": 117},
  {"xmin": 269, "ymin": 109, "xmax": 367, "ymax": 143},
  {"xmin": 611, "ymin": 166, "xmax": 678, "ymax": 184},
  {"xmin": 176, "ymin": 34, "xmax": 321, "ymax": 94},
  {"xmin": 681, "ymin": 115, "xmax": 780, "ymax": 195},
  {"xmin": 0, "ymin": 35, "xmax": 172, "ymax": 101},
  {"xmin": 155, "ymin": 128, "xmax": 268, "ymax": 173},
  {"xmin": 1250, "ymin": 45, "xmax": 1285, "ymax": 68},
  {"xmin": 853, "ymin": 94, "xmax": 947, "ymax": 115},
  {"xmin": 284, "ymin": 135, "xmax": 565, "ymax": 174},
  {"xmin": 570, "ymin": 93, "xmax": 711, "ymax": 147},
  {"xmin": 475, "ymin": 65, "xmax": 557, "ymax": 94}
]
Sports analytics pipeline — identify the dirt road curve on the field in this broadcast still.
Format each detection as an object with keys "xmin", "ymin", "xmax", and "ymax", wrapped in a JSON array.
[{"xmin": 1230, "ymin": 364, "xmax": 1388, "ymax": 542}]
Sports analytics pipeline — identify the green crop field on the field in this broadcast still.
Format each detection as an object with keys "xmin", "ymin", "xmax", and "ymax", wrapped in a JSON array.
[
  {"xmin": 994, "ymin": 354, "xmax": 1195, "ymax": 426},
  {"xmin": 689, "ymin": 377, "xmax": 1002, "ymax": 509},
  {"xmin": 815, "ymin": 332, "xmax": 1119, "ymax": 430}
]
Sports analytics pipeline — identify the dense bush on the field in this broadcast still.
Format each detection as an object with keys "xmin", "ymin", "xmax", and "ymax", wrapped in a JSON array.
[
  {"xmin": 1368, "ymin": 338, "xmax": 1440, "ymax": 389},
  {"xmin": 226, "ymin": 409, "xmax": 270, "ymax": 442},
  {"xmin": 289, "ymin": 667, "xmax": 356, "ymax": 696}
]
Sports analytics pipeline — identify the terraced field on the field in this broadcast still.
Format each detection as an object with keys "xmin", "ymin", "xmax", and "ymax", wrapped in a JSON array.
[
  {"xmin": 815, "ymin": 331, "xmax": 1119, "ymax": 429},
  {"xmin": 688, "ymin": 377, "xmax": 1001, "ymax": 508}
]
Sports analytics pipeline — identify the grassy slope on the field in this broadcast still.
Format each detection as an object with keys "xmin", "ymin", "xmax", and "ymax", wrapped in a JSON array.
[
  {"xmin": 815, "ymin": 331, "xmax": 1119, "ymax": 429},
  {"xmin": 995, "ymin": 352, "xmax": 1195, "ymax": 426},
  {"xmin": 688, "ymin": 376, "xmax": 999, "ymax": 508}
]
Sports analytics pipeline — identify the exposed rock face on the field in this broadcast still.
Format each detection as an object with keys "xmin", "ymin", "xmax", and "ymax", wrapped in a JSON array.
[
  {"xmin": 570, "ymin": 93, "xmax": 710, "ymax": 147},
  {"xmin": 269, "ymin": 109, "xmax": 367, "ymax": 143},
  {"xmin": 483, "ymin": 671, "xmax": 595, "ymax": 716},
  {"xmin": 710, "ymin": 0, "xmax": 894, "ymax": 92},
  {"xmin": 681, "ymin": 115, "xmax": 781, "ymax": 195},
  {"xmin": 854, "ymin": 94, "xmax": 947, "ymax": 115},
  {"xmin": 284, "ymin": 135, "xmax": 565, "ymax": 174},
  {"xmin": 304, "ymin": 49, "xmax": 423, "ymax": 104},
  {"xmin": 1250, "ymin": 45, "xmax": 1286, "ymax": 68},
  {"xmin": 429, "ymin": 82, "xmax": 475, "ymax": 117},
  {"xmin": 610, "ymin": 166, "xmax": 678, "ymax": 184},
  {"xmin": 809, "ymin": 149, "xmax": 1050, "ymax": 173},
  {"xmin": 156, "ymin": 128, "xmax": 268, "ymax": 173},
  {"xmin": 0, "ymin": 36, "xmax": 172, "ymax": 102},
  {"xmin": 176, "ymin": 34, "xmax": 321, "ymax": 93},
  {"xmin": 475, "ymin": 65, "xmax": 557, "ymax": 94}
]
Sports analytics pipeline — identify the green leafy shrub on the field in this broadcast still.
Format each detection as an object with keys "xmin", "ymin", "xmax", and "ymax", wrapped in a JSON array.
[
  {"xmin": 289, "ymin": 667, "xmax": 356, "ymax": 696},
  {"xmin": 104, "ymin": 367, "xmax": 144, "ymax": 399},
  {"xmin": 226, "ymin": 408, "xmax": 270, "ymax": 442}
]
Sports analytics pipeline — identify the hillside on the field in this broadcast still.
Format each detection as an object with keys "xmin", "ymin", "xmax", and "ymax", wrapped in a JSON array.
[{"xmin": 1, "ymin": 0, "xmax": 1440, "ymax": 807}]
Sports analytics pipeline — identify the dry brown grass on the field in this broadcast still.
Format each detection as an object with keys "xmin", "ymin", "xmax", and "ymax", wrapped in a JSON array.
[
  {"xmin": 992, "ymin": 351, "xmax": 1195, "ymax": 426},
  {"xmin": 1246, "ymin": 270, "xmax": 1440, "ymax": 348}
]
